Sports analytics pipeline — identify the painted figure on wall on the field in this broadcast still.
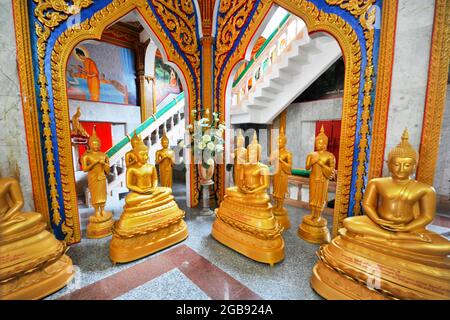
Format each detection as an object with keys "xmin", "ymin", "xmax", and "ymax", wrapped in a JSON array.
[
  {"xmin": 73, "ymin": 47, "xmax": 101, "ymax": 101},
  {"xmin": 67, "ymin": 41, "xmax": 137, "ymax": 105},
  {"xmin": 155, "ymin": 50, "xmax": 182, "ymax": 105}
]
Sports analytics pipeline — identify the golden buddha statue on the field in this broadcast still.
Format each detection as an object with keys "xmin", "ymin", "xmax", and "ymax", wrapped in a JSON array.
[
  {"xmin": 155, "ymin": 131, "xmax": 175, "ymax": 188},
  {"xmin": 80, "ymin": 126, "xmax": 114, "ymax": 239},
  {"xmin": 71, "ymin": 106, "xmax": 89, "ymax": 138},
  {"xmin": 211, "ymin": 132, "xmax": 284, "ymax": 266},
  {"xmin": 0, "ymin": 173, "xmax": 74, "ymax": 299},
  {"xmin": 271, "ymin": 127, "xmax": 292, "ymax": 229},
  {"xmin": 298, "ymin": 126, "xmax": 335, "ymax": 244},
  {"xmin": 233, "ymin": 129, "xmax": 247, "ymax": 186},
  {"xmin": 311, "ymin": 129, "xmax": 450, "ymax": 300},
  {"xmin": 110, "ymin": 132, "xmax": 188, "ymax": 263}
]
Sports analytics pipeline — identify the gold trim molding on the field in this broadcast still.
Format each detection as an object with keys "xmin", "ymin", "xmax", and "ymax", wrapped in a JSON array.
[
  {"xmin": 368, "ymin": 0, "xmax": 398, "ymax": 180},
  {"xmin": 12, "ymin": 0, "xmax": 50, "ymax": 226},
  {"xmin": 417, "ymin": 0, "xmax": 450, "ymax": 185},
  {"xmin": 14, "ymin": 0, "xmax": 200, "ymax": 243}
]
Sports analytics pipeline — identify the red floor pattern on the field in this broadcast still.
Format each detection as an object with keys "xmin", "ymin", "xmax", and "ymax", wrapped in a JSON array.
[{"xmin": 59, "ymin": 244, "xmax": 262, "ymax": 300}]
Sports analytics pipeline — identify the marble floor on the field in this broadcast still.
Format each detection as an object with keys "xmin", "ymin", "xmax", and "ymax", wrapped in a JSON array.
[{"xmin": 47, "ymin": 182, "xmax": 450, "ymax": 300}]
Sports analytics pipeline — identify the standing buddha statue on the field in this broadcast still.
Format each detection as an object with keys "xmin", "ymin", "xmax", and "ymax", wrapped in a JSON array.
[
  {"xmin": 271, "ymin": 126, "xmax": 292, "ymax": 229},
  {"xmin": 233, "ymin": 129, "xmax": 247, "ymax": 186},
  {"xmin": 212, "ymin": 132, "xmax": 284, "ymax": 266},
  {"xmin": 0, "ymin": 173, "xmax": 74, "ymax": 299},
  {"xmin": 155, "ymin": 131, "xmax": 175, "ymax": 188},
  {"xmin": 298, "ymin": 126, "xmax": 335, "ymax": 244},
  {"xmin": 110, "ymin": 132, "xmax": 188, "ymax": 263},
  {"xmin": 80, "ymin": 126, "xmax": 114, "ymax": 238},
  {"xmin": 310, "ymin": 129, "xmax": 450, "ymax": 300}
]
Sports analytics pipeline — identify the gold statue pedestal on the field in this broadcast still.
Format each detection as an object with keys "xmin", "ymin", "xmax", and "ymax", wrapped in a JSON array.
[
  {"xmin": 298, "ymin": 214, "xmax": 330, "ymax": 244},
  {"xmin": 273, "ymin": 207, "xmax": 290, "ymax": 230},
  {"xmin": 211, "ymin": 197, "xmax": 285, "ymax": 266},
  {"xmin": 311, "ymin": 229, "xmax": 450, "ymax": 300},
  {"xmin": 0, "ymin": 226, "xmax": 74, "ymax": 300},
  {"xmin": 110, "ymin": 191, "xmax": 188, "ymax": 263},
  {"xmin": 86, "ymin": 211, "xmax": 114, "ymax": 239}
]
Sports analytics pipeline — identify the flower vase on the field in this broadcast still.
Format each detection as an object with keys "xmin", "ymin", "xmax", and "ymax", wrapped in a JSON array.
[{"xmin": 198, "ymin": 162, "xmax": 214, "ymax": 216}]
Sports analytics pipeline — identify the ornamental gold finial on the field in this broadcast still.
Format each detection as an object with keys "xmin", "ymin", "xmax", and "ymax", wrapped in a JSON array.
[
  {"xmin": 388, "ymin": 128, "xmax": 418, "ymax": 163},
  {"xmin": 161, "ymin": 129, "xmax": 169, "ymax": 145},
  {"xmin": 88, "ymin": 125, "xmax": 101, "ymax": 149},
  {"xmin": 315, "ymin": 125, "xmax": 328, "ymax": 145},
  {"xmin": 131, "ymin": 131, "xmax": 147, "ymax": 152}
]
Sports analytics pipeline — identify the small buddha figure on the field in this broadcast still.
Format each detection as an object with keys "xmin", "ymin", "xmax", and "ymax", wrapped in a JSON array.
[
  {"xmin": 271, "ymin": 127, "xmax": 293, "ymax": 229},
  {"xmin": 155, "ymin": 131, "xmax": 175, "ymax": 188},
  {"xmin": 298, "ymin": 126, "xmax": 335, "ymax": 244},
  {"xmin": 110, "ymin": 132, "xmax": 188, "ymax": 263},
  {"xmin": 310, "ymin": 129, "xmax": 450, "ymax": 300},
  {"xmin": 70, "ymin": 107, "xmax": 89, "ymax": 138},
  {"xmin": 0, "ymin": 172, "xmax": 73, "ymax": 299},
  {"xmin": 212, "ymin": 132, "xmax": 284, "ymax": 265},
  {"xmin": 233, "ymin": 129, "xmax": 247, "ymax": 186},
  {"xmin": 80, "ymin": 126, "xmax": 114, "ymax": 238}
]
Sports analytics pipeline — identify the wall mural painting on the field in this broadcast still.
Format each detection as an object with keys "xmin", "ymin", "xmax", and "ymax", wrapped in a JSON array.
[
  {"xmin": 154, "ymin": 50, "xmax": 183, "ymax": 106},
  {"xmin": 67, "ymin": 40, "xmax": 137, "ymax": 105}
]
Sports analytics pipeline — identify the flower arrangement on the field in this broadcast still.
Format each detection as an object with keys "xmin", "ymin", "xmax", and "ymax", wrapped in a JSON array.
[{"xmin": 187, "ymin": 109, "xmax": 226, "ymax": 170}]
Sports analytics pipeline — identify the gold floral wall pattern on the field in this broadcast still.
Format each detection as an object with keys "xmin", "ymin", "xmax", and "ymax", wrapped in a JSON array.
[
  {"xmin": 213, "ymin": 0, "xmax": 392, "ymax": 235},
  {"xmin": 20, "ymin": 0, "xmax": 201, "ymax": 243}
]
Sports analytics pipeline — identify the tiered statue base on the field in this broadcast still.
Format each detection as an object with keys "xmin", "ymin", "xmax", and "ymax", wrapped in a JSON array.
[
  {"xmin": 311, "ymin": 229, "xmax": 450, "ymax": 300},
  {"xmin": 0, "ymin": 223, "xmax": 74, "ymax": 300},
  {"xmin": 87, "ymin": 211, "xmax": 114, "ymax": 239},
  {"xmin": 298, "ymin": 214, "xmax": 330, "ymax": 244},
  {"xmin": 273, "ymin": 207, "xmax": 290, "ymax": 230},
  {"xmin": 110, "ymin": 195, "xmax": 188, "ymax": 263},
  {"xmin": 211, "ymin": 196, "xmax": 284, "ymax": 266}
]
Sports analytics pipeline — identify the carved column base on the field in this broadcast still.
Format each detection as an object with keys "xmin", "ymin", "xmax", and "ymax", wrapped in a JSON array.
[
  {"xmin": 212, "ymin": 217, "xmax": 284, "ymax": 266},
  {"xmin": 273, "ymin": 207, "xmax": 290, "ymax": 230},
  {"xmin": 0, "ymin": 255, "xmax": 74, "ymax": 300},
  {"xmin": 86, "ymin": 211, "xmax": 114, "ymax": 239},
  {"xmin": 311, "ymin": 231, "xmax": 450, "ymax": 300},
  {"xmin": 110, "ymin": 219, "xmax": 188, "ymax": 264},
  {"xmin": 311, "ymin": 260, "xmax": 390, "ymax": 300},
  {"xmin": 298, "ymin": 214, "xmax": 330, "ymax": 244}
]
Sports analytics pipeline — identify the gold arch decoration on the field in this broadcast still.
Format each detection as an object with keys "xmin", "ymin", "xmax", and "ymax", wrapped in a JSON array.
[
  {"xmin": 213, "ymin": 0, "xmax": 397, "ymax": 235},
  {"xmin": 14, "ymin": 0, "xmax": 201, "ymax": 243},
  {"xmin": 417, "ymin": 0, "xmax": 450, "ymax": 185}
]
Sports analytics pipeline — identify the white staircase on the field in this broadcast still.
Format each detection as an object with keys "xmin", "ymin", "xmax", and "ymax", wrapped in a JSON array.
[
  {"xmin": 107, "ymin": 93, "xmax": 185, "ymax": 195},
  {"xmin": 230, "ymin": 19, "xmax": 342, "ymax": 124}
]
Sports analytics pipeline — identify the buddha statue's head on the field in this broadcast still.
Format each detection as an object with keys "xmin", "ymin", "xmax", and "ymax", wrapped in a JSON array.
[
  {"xmin": 247, "ymin": 132, "xmax": 262, "ymax": 164},
  {"xmin": 128, "ymin": 131, "xmax": 149, "ymax": 166},
  {"xmin": 236, "ymin": 130, "xmax": 244, "ymax": 148},
  {"xmin": 387, "ymin": 129, "xmax": 418, "ymax": 180},
  {"xmin": 161, "ymin": 131, "xmax": 169, "ymax": 149},
  {"xmin": 315, "ymin": 126, "xmax": 328, "ymax": 152},
  {"xmin": 279, "ymin": 126, "xmax": 287, "ymax": 149},
  {"xmin": 88, "ymin": 126, "xmax": 101, "ymax": 152}
]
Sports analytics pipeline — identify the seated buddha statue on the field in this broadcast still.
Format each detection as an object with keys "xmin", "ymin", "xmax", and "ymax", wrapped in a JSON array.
[
  {"xmin": 0, "ymin": 173, "xmax": 73, "ymax": 299},
  {"xmin": 212, "ymin": 132, "xmax": 284, "ymax": 266},
  {"xmin": 310, "ymin": 129, "xmax": 450, "ymax": 300},
  {"xmin": 110, "ymin": 132, "xmax": 188, "ymax": 263}
]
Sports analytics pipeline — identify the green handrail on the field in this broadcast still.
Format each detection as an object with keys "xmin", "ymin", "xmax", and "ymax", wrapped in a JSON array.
[
  {"xmin": 106, "ymin": 92, "xmax": 185, "ymax": 158},
  {"xmin": 232, "ymin": 13, "xmax": 291, "ymax": 88}
]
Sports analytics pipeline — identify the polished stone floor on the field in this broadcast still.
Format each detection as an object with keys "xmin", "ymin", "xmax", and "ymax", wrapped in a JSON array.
[{"xmin": 47, "ymin": 181, "xmax": 450, "ymax": 300}]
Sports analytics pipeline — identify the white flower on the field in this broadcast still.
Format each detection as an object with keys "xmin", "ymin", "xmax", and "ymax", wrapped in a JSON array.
[
  {"xmin": 202, "ymin": 134, "xmax": 211, "ymax": 143},
  {"xmin": 218, "ymin": 124, "xmax": 226, "ymax": 130},
  {"xmin": 207, "ymin": 142, "xmax": 215, "ymax": 150},
  {"xmin": 198, "ymin": 141, "xmax": 206, "ymax": 150},
  {"xmin": 207, "ymin": 158, "xmax": 214, "ymax": 166},
  {"xmin": 215, "ymin": 144, "xmax": 224, "ymax": 153}
]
